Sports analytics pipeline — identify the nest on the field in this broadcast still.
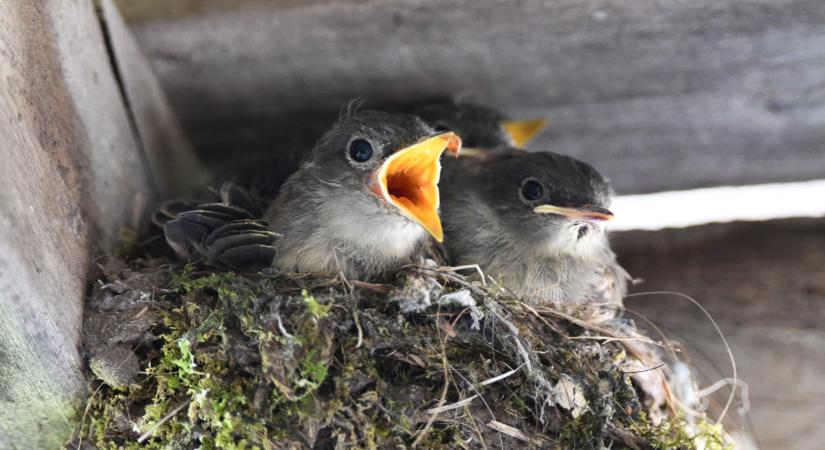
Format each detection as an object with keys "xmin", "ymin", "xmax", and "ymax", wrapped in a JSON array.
[{"xmin": 70, "ymin": 251, "xmax": 729, "ymax": 449}]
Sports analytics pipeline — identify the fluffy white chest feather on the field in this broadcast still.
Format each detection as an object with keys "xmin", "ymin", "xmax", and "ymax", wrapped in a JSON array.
[
  {"xmin": 272, "ymin": 195, "xmax": 427, "ymax": 278},
  {"xmin": 325, "ymin": 209, "xmax": 426, "ymax": 261}
]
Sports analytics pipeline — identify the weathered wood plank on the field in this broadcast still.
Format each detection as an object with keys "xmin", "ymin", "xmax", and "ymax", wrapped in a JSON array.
[
  {"xmin": 120, "ymin": 0, "xmax": 825, "ymax": 194},
  {"xmin": 0, "ymin": 1, "xmax": 156, "ymax": 447},
  {"xmin": 101, "ymin": 0, "xmax": 208, "ymax": 198}
]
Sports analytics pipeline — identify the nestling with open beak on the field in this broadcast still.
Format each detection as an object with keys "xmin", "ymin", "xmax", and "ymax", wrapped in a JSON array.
[
  {"xmin": 414, "ymin": 100, "xmax": 545, "ymax": 151},
  {"xmin": 440, "ymin": 150, "xmax": 629, "ymax": 321},
  {"xmin": 163, "ymin": 111, "xmax": 460, "ymax": 279},
  {"xmin": 264, "ymin": 110, "xmax": 461, "ymax": 279}
]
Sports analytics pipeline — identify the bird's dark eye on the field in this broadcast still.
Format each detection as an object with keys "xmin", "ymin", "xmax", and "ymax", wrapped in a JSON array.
[
  {"xmin": 434, "ymin": 123, "xmax": 450, "ymax": 132},
  {"xmin": 348, "ymin": 139, "xmax": 374, "ymax": 163},
  {"xmin": 520, "ymin": 179, "xmax": 545, "ymax": 202}
]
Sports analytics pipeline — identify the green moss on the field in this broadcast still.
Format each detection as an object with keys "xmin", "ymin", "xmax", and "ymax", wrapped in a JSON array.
[
  {"xmin": 630, "ymin": 417, "xmax": 732, "ymax": 450},
  {"xmin": 301, "ymin": 289, "xmax": 331, "ymax": 319},
  {"xmin": 695, "ymin": 421, "xmax": 733, "ymax": 450}
]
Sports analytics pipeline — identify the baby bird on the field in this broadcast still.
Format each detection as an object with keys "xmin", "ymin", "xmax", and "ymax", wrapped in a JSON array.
[
  {"xmin": 440, "ymin": 151, "xmax": 628, "ymax": 321},
  {"xmin": 165, "ymin": 111, "xmax": 460, "ymax": 280},
  {"xmin": 265, "ymin": 111, "xmax": 460, "ymax": 279},
  {"xmin": 414, "ymin": 100, "xmax": 545, "ymax": 150}
]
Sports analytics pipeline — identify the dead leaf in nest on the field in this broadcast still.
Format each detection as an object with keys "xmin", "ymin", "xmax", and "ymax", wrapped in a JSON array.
[
  {"xmin": 553, "ymin": 374, "xmax": 588, "ymax": 418},
  {"xmin": 437, "ymin": 317, "xmax": 457, "ymax": 338},
  {"xmin": 391, "ymin": 352, "xmax": 428, "ymax": 368},
  {"xmin": 260, "ymin": 331, "xmax": 296, "ymax": 401}
]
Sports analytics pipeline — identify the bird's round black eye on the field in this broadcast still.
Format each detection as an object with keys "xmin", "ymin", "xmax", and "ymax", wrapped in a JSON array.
[
  {"xmin": 348, "ymin": 139, "xmax": 374, "ymax": 163},
  {"xmin": 520, "ymin": 179, "xmax": 545, "ymax": 202},
  {"xmin": 434, "ymin": 123, "xmax": 450, "ymax": 132}
]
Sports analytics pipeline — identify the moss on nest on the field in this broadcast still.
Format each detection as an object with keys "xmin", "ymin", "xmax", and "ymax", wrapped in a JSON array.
[{"xmin": 69, "ymin": 255, "xmax": 729, "ymax": 449}]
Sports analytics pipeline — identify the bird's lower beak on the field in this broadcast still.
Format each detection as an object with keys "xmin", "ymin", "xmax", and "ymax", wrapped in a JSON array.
[
  {"xmin": 455, "ymin": 147, "xmax": 489, "ymax": 159},
  {"xmin": 533, "ymin": 204, "xmax": 614, "ymax": 222},
  {"xmin": 377, "ymin": 132, "xmax": 462, "ymax": 242}
]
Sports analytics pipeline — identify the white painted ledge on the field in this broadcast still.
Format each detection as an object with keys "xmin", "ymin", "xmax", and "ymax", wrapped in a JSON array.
[{"xmin": 610, "ymin": 179, "xmax": 825, "ymax": 231}]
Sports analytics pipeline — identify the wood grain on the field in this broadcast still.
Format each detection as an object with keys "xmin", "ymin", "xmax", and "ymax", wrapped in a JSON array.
[
  {"xmin": 121, "ymin": 0, "xmax": 825, "ymax": 194},
  {"xmin": 101, "ymin": 0, "xmax": 208, "ymax": 198},
  {"xmin": 0, "ymin": 1, "xmax": 155, "ymax": 446}
]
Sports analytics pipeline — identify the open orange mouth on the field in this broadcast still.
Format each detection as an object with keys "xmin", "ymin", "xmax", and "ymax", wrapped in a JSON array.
[{"xmin": 377, "ymin": 132, "xmax": 461, "ymax": 242}]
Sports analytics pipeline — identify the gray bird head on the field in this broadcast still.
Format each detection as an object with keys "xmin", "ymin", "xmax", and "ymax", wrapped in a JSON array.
[
  {"xmin": 444, "ymin": 150, "xmax": 613, "ymax": 257},
  {"xmin": 414, "ymin": 101, "xmax": 546, "ymax": 151},
  {"xmin": 300, "ymin": 110, "xmax": 462, "ymax": 242}
]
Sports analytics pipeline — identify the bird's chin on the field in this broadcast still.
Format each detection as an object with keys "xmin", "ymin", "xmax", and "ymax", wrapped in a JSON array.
[
  {"xmin": 575, "ymin": 220, "xmax": 608, "ymax": 238},
  {"xmin": 571, "ymin": 222, "xmax": 609, "ymax": 252},
  {"xmin": 540, "ymin": 221, "xmax": 608, "ymax": 257}
]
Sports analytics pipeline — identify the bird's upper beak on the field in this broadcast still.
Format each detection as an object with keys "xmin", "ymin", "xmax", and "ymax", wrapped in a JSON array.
[
  {"xmin": 377, "ymin": 132, "xmax": 462, "ymax": 242},
  {"xmin": 501, "ymin": 119, "xmax": 546, "ymax": 148},
  {"xmin": 533, "ymin": 204, "xmax": 614, "ymax": 222}
]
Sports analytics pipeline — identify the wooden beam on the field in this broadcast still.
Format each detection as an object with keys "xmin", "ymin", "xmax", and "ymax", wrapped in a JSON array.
[{"xmin": 122, "ymin": 0, "xmax": 825, "ymax": 194}]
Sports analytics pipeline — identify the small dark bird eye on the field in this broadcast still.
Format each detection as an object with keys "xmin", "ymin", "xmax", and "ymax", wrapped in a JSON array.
[
  {"xmin": 520, "ymin": 179, "xmax": 545, "ymax": 202},
  {"xmin": 433, "ymin": 123, "xmax": 451, "ymax": 132},
  {"xmin": 348, "ymin": 139, "xmax": 374, "ymax": 163}
]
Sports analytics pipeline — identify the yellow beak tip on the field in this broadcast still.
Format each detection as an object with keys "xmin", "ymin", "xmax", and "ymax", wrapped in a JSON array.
[{"xmin": 502, "ymin": 119, "xmax": 547, "ymax": 148}]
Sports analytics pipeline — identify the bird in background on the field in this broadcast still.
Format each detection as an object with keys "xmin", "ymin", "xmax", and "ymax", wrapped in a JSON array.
[
  {"xmin": 163, "ymin": 110, "xmax": 461, "ymax": 280},
  {"xmin": 414, "ymin": 100, "xmax": 546, "ymax": 152}
]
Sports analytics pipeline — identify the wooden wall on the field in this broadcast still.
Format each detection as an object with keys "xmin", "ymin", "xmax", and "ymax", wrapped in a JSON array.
[
  {"xmin": 615, "ymin": 218, "xmax": 825, "ymax": 449},
  {"xmin": 0, "ymin": 1, "xmax": 202, "ymax": 447}
]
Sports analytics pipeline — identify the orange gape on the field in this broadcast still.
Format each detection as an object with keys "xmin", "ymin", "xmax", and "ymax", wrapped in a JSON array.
[{"xmin": 377, "ymin": 132, "xmax": 461, "ymax": 242}]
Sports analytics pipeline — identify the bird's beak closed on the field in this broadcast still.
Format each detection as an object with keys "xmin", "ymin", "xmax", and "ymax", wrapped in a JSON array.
[
  {"xmin": 377, "ymin": 132, "xmax": 462, "ymax": 242},
  {"xmin": 533, "ymin": 204, "xmax": 614, "ymax": 222},
  {"xmin": 501, "ymin": 119, "xmax": 546, "ymax": 148}
]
